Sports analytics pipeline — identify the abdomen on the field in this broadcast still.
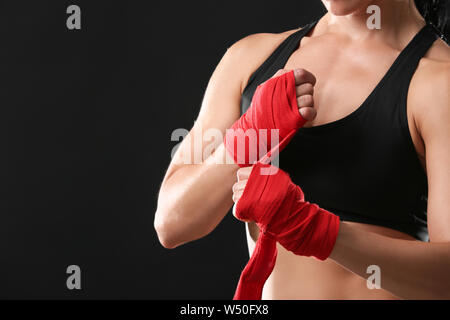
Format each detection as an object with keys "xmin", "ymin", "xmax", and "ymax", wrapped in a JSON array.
[{"xmin": 246, "ymin": 222, "xmax": 409, "ymax": 300}]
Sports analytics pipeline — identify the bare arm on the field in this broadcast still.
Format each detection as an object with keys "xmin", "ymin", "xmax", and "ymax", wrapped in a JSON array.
[
  {"xmin": 154, "ymin": 32, "xmax": 294, "ymax": 249},
  {"xmin": 329, "ymin": 62, "xmax": 450, "ymax": 299}
]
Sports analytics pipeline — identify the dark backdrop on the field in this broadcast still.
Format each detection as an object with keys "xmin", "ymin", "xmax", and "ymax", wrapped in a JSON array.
[{"xmin": 0, "ymin": 0, "xmax": 325, "ymax": 299}]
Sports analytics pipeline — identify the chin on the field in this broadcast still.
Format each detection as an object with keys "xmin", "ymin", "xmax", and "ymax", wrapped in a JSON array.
[{"xmin": 323, "ymin": 0, "xmax": 373, "ymax": 16}]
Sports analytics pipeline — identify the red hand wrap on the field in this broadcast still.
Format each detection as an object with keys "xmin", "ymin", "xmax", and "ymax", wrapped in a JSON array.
[
  {"xmin": 233, "ymin": 162, "xmax": 340, "ymax": 300},
  {"xmin": 224, "ymin": 70, "xmax": 306, "ymax": 167}
]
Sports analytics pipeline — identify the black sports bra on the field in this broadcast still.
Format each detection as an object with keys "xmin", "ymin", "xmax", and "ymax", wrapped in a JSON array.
[{"xmin": 240, "ymin": 20, "xmax": 438, "ymax": 241}]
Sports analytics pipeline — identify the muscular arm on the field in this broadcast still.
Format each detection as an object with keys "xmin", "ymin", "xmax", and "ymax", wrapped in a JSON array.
[
  {"xmin": 154, "ymin": 32, "xmax": 295, "ymax": 249},
  {"xmin": 329, "ymin": 62, "xmax": 450, "ymax": 299}
]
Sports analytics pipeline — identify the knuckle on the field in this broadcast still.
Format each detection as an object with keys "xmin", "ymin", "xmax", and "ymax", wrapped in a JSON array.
[
  {"xmin": 295, "ymin": 68, "xmax": 307, "ymax": 79},
  {"xmin": 296, "ymin": 83, "xmax": 314, "ymax": 95},
  {"xmin": 304, "ymin": 82, "xmax": 314, "ymax": 92},
  {"xmin": 298, "ymin": 95, "xmax": 311, "ymax": 107},
  {"xmin": 237, "ymin": 168, "xmax": 248, "ymax": 180},
  {"xmin": 303, "ymin": 94, "xmax": 314, "ymax": 105},
  {"xmin": 236, "ymin": 182, "xmax": 245, "ymax": 193}
]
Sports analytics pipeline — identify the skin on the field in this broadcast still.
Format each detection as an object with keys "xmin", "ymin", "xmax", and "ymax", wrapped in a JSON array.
[{"xmin": 155, "ymin": 0, "xmax": 450, "ymax": 299}]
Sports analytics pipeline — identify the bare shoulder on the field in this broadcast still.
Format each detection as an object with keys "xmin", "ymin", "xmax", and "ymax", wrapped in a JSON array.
[
  {"xmin": 225, "ymin": 28, "xmax": 301, "ymax": 93},
  {"xmin": 414, "ymin": 37, "xmax": 450, "ymax": 82},
  {"xmin": 410, "ymin": 38, "xmax": 450, "ymax": 135},
  {"xmin": 196, "ymin": 27, "xmax": 302, "ymax": 127},
  {"xmin": 426, "ymin": 36, "xmax": 450, "ymax": 60}
]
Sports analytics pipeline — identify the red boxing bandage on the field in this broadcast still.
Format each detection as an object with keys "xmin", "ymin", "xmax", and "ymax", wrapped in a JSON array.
[
  {"xmin": 224, "ymin": 71, "xmax": 306, "ymax": 167},
  {"xmin": 233, "ymin": 162, "xmax": 340, "ymax": 300}
]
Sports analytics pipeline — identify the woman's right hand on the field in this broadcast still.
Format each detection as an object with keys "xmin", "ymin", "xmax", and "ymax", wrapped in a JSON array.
[
  {"xmin": 224, "ymin": 68, "xmax": 319, "ymax": 167},
  {"xmin": 271, "ymin": 68, "xmax": 318, "ymax": 122}
]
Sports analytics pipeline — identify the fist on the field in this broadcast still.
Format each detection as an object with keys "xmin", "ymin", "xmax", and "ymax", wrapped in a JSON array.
[
  {"xmin": 232, "ymin": 166, "xmax": 254, "ymax": 222},
  {"xmin": 271, "ymin": 68, "xmax": 317, "ymax": 122}
]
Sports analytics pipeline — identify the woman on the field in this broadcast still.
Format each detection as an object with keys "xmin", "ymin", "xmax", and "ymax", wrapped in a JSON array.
[{"xmin": 155, "ymin": 0, "xmax": 450, "ymax": 299}]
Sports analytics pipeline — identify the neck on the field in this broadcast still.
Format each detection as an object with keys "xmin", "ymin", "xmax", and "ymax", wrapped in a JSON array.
[{"xmin": 316, "ymin": 0, "xmax": 426, "ymax": 46}]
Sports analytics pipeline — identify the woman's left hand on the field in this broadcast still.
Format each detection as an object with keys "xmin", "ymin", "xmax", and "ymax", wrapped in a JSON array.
[{"xmin": 232, "ymin": 166, "xmax": 253, "ymax": 222}]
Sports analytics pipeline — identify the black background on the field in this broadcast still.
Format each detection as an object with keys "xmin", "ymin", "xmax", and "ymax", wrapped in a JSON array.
[{"xmin": 0, "ymin": 1, "xmax": 325, "ymax": 299}]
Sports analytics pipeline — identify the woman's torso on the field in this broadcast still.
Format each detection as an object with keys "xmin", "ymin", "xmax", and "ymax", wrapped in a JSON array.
[{"xmin": 240, "ymin": 17, "xmax": 441, "ymax": 300}]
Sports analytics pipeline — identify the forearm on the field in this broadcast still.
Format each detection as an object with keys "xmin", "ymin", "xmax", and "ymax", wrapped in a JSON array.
[
  {"xmin": 329, "ymin": 222, "xmax": 450, "ymax": 299},
  {"xmin": 155, "ymin": 144, "xmax": 238, "ymax": 248}
]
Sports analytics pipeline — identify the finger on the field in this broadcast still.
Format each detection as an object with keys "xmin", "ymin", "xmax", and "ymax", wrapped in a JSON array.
[
  {"xmin": 293, "ymin": 68, "xmax": 316, "ymax": 86},
  {"xmin": 299, "ymin": 107, "xmax": 317, "ymax": 121},
  {"xmin": 232, "ymin": 190, "xmax": 244, "ymax": 203},
  {"xmin": 297, "ymin": 94, "xmax": 314, "ymax": 109},
  {"xmin": 296, "ymin": 82, "xmax": 314, "ymax": 97},
  {"xmin": 237, "ymin": 167, "xmax": 253, "ymax": 181},
  {"xmin": 232, "ymin": 180, "xmax": 247, "ymax": 193}
]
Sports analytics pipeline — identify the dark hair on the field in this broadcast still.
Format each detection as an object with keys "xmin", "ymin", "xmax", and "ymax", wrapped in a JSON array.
[{"xmin": 414, "ymin": 0, "xmax": 449, "ymax": 42}]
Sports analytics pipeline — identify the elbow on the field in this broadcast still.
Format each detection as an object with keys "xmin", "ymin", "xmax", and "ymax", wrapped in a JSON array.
[
  {"xmin": 154, "ymin": 211, "xmax": 181, "ymax": 249},
  {"xmin": 154, "ymin": 207, "xmax": 213, "ymax": 249},
  {"xmin": 154, "ymin": 196, "xmax": 217, "ymax": 249}
]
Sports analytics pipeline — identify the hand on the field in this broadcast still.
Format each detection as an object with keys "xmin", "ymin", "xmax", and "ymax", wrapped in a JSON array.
[
  {"xmin": 271, "ymin": 68, "xmax": 317, "ymax": 122},
  {"xmin": 232, "ymin": 166, "xmax": 253, "ymax": 222},
  {"xmin": 224, "ymin": 68, "xmax": 318, "ymax": 167},
  {"xmin": 235, "ymin": 162, "xmax": 340, "ymax": 260},
  {"xmin": 231, "ymin": 162, "xmax": 340, "ymax": 300}
]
